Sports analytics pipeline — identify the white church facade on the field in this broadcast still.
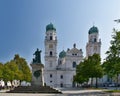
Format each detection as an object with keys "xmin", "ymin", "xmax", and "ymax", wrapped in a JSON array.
[{"xmin": 44, "ymin": 23, "xmax": 101, "ymax": 87}]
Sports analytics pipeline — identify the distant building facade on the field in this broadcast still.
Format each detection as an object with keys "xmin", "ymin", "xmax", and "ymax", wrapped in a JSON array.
[{"xmin": 44, "ymin": 23, "xmax": 102, "ymax": 87}]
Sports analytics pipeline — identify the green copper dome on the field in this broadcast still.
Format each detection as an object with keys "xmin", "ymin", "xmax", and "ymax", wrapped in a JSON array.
[
  {"xmin": 46, "ymin": 23, "xmax": 56, "ymax": 31},
  {"xmin": 59, "ymin": 50, "xmax": 66, "ymax": 58},
  {"xmin": 89, "ymin": 26, "xmax": 99, "ymax": 34}
]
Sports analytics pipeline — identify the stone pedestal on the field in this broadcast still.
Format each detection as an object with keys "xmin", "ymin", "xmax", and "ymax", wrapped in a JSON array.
[{"xmin": 30, "ymin": 63, "xmax": 44, "ymax": 86}]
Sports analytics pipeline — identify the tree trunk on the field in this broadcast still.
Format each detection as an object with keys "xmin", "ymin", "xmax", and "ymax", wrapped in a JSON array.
[
  {"xmin": 116, "ymin": 74, "xmax": 119, "ymax": 90},
  {"xmin": 91, "ymin": 78, "xmax": 93, "ymax": 87},
  {"xmin": 95, "ymin": 77, "xmax": 98, "ymax": 88}
]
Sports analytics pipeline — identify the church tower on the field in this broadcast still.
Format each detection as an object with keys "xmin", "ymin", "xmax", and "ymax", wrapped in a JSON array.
[
  {"xmin": 44, "ymin": 23, "xmax": 57, "ymax": 87},
  {"xmin": 44, "ymin": 23, "xmax": 57, "ymax": 69},
  {"xmin": 86, "ymin": 26, "xmax": 101, "ymax": 57}
]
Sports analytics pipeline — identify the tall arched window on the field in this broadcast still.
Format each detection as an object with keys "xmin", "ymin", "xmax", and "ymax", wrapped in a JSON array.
[
  {"xmin": 59, "ymin": 60, "xmax": 62, "ymax": 64},
  {"xmin": 94, "ymin": 38, "xmax": 96, "ymax": 42},
  {"xmin": 50, "ymin": 74, "xmax": 52, "ymax": 78},
  {"xmin": 50, "ymin": 36, "xmax": 53, "ymax": 40},
  {"xmin": 60, "ymin": 75, "xmax": 63, "ymax": 79},
  {"xmin": 60, "ymin": 83, "xmax": 63, "ymax": 87},
  {"xmin": 73, "ymin": 62, "xmax": 76, "ymax": 68},
  {"xmin": 50, "ymin": 51, "xmax": 52, "ymax": 56}
]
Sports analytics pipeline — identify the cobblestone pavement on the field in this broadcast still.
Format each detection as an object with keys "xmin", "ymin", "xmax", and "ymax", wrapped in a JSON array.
[{"xmin": 0, "ymin": 88, "xmax": 120, "ymax": 96}]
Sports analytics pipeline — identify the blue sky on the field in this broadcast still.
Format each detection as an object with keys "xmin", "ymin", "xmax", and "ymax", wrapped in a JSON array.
[{"xmin": 0, "ymin": 0, "xmax": 120, "ymax": 64}]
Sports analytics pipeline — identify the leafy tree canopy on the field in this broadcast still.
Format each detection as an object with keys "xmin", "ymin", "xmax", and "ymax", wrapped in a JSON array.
[
  {"xmin": 74, "ymin": 54, "xmax": 103, "ymax": 87},
  {"xmin": 1, "ymin": 54, "xmax": 31, "ymax": 82},
  {"xmin": 103, "ymin": 29, "xmax": 120, "ymax": 84}
]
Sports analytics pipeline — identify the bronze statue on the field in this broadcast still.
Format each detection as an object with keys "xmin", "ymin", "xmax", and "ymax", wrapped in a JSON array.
[{"xmin": 33, "ymin": 48, "xmax": 42, "ymax": 64}]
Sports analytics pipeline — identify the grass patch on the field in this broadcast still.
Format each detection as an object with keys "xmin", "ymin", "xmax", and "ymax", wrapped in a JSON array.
[{"xmin": 105, "ymin": 90, "xmax": 120, "ymax": 93}]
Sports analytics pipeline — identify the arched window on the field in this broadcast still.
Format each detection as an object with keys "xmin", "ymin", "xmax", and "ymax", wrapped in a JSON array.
[
  {"xmin": 50, "ymin": 74, "xmax": 52, "ymax": 78},
  {"xmin": 50, "ymin": 36, "xmax": 53, "ymax": 40},
  {"xmin": 94, "ymin": 38, "xmax": 96, "ymax": 42},
  {"xmin": 73, "ymin": 62, "xmax": 76, "ymax": 68},
  {"xmin": 50, "ymin": 51, "xmax": 52, "ymax": 56},
  {"xmin": 59, "ymin": 60, "xmax": 62, "ymax": 64},
  {"xmin": 60, "ymin": 75, "xmax": 63, "ymax": 79},
  {"xmin": 60, "ymin": 83, "xmax": 63, "ymax": 87}
]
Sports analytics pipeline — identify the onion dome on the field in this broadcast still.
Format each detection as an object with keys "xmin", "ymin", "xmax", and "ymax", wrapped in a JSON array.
[
  {"xmin": 46, "ymin": 23, "xmax": 56, "ymax": 31},
  {"xmin": 88, "ymin": 26, "xmax": 98, "ymax": 34},
  {"xmin": 59, "ymin": 50, "xmax": 66, "ymax": 58}
]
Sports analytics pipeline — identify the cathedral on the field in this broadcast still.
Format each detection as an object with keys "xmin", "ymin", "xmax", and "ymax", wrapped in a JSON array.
[{"xmin": 44, "ymin": 23, "xmax": 101, "ymax": 87}]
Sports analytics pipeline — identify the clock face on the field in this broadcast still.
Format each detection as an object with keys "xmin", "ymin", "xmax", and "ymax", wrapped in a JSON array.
[
  {"xmin": 49, "ymin": 44, "xmax": 53, "ymax": 48},
  {"xmin": 34, "ymin": 70, "xmax": 41, "ymax": 79}
]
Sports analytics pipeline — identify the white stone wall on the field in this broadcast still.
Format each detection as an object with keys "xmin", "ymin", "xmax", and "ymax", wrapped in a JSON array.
[
  {"xmin": 86, "ymin": 32, "xmax": 101, "ymax": 57},
  {"xmin": 44, "ymin": 28, "xmax": 58, "ymax": 87},
  {"xmin": 44, "ymin": 26, "xmax": 84, "ymax": 88},
  {"xmin": 44, "ymin": 29, "xmax": 57, "ymax": 69},
  {"xmin": 44, "ymin": 70, "xmax": 57, "ymax": 87},
  {"xmin": 44, "ymin": 45, "xmax": 84, "ymax": 88}
]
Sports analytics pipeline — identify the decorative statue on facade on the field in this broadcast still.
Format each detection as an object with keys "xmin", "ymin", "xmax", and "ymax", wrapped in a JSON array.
[{"xmin": 33, "ymin": 48, "xmax": 42, "ymax": 64}]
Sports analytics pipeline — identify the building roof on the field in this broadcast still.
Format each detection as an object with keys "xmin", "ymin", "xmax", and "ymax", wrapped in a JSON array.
[
  {"xmin": 66, "ymin": 44, "xmax": 83, "ymax": 56},
  {"xmin": 59, "ymin": 50, "xmax": 66, "ymax": 58},
  {"xmin": 88, "ymin": 26, "xmax": 98, "ymax": 34},
  {"xmin": 46, "ymin": 23, "xmax": 56, "ymax": 31}
]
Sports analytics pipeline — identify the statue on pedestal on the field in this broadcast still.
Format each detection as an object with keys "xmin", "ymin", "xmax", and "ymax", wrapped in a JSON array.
[
  {"xmin": 33, "ymin": 48, "xmax": 42, "ymax": 64},
  {"xmin": 31, "ymin": 48, "xmax": 44, "ymax": 86}
]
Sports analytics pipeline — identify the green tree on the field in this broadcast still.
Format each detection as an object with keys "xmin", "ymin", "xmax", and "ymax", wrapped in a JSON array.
[
  {"xmin": 75, "ymin": 54, "xmax": 103, "ymax": 88},
  {"xmin": 85, "ymin": 54, "xmax": 103, "ymax": 88},
  {"xmin": 103, "ymin": 29, "xmax": 120, "ymax": 86},
  {"xmin": 3, "ymin": 61, "xmax": 20, "ymax": 81},
  {"xmin": 13, "ymin": 54, "xmax": 31, "ymax": 81},
  {"xmin": 2, "ymin": 54, "xmax": 31, "ymax": 82},
  {"xmin": 74, "ymin": 62, "xmax": 89, "ymax": 85},
  {"xmin": 0, "ymin": 63, "xmax": 3, "ymax": 79}
]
